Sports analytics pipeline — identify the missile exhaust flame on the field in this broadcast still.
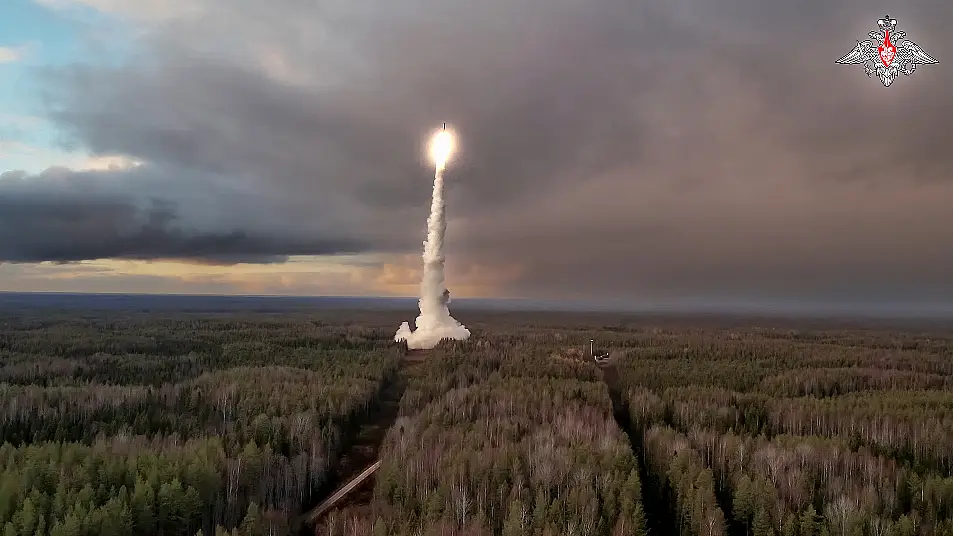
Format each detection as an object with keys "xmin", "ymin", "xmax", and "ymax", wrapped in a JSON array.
[
  {"xmin": 429, "ymin": 128, "xmax": 455, "ymax": 171},
  {"xmin": 395, "ymin": 125, "xmax": 470, "ymax": 350}
]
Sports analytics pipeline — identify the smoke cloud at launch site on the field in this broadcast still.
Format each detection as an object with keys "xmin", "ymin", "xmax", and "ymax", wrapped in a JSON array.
[{"xmin": 4, "ymin": 0, "xmax": 953, "ymax": 305}]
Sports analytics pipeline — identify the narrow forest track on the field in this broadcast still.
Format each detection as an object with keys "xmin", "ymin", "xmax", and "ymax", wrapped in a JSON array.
[
  {"xmin": 599, "ymin": 362, "xmax": 677, "ymax": 536},
  {"xmin": 301, "ymin": 355, "xmax": 419, "ymax": 534}
]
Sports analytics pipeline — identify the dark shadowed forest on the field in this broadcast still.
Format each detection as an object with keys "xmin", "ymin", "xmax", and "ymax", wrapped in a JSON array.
[{"xmin": 0, "ymin": 305, "xmax": 952, "ymax": 536}]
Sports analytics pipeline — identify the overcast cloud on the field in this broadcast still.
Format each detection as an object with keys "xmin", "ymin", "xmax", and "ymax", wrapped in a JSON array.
[{"xmin": 5, "ymin": 0, "xmax": 953, "ymax": 304}]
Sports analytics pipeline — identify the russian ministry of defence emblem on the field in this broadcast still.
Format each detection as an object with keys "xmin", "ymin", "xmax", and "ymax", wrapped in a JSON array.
[{"xmin": 836, "ymin": 15, "xmax": 938, "ymax": 87}]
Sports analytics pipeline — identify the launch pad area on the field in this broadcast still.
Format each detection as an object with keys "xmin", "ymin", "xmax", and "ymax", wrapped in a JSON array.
[{"xmin": 402, "ymin": 347, "xmax": 431, "ymax": 362}]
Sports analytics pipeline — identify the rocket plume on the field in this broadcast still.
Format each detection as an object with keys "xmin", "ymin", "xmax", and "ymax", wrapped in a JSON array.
[{"xmin": 395, "ymin": 127, "xmax": 470, "ymax": 349}]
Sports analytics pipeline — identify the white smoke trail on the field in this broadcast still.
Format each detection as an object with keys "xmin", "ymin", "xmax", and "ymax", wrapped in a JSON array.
[{"xmin": 395, "ymin": 133, "xmax": 470, "ymax": 349}]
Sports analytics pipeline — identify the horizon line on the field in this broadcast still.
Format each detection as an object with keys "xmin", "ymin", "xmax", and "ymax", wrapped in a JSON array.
[{"xmin": 1, "ymin": 291, "xmax": 953, "ymax": 318}]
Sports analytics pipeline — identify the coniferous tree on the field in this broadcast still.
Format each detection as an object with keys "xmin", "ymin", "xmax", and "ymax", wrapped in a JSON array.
[
  {"xmin": 502, "ymin": 499, "xmax": 525, "ymax": 536},
  {"xmin": 631, "ymin": 502, "xmax": 649, "ymax": 536},
  {"xmin": 239, "ymin": 503, "xmax": 262, "ymax": 536},
  {"xmin": 799, "ymin": 506, "xmax": 820, "ymax": 536},
  {"xmin": 781, "ymin": 514, "xmax": 797, "ymax": 536},
  {"xmin": 752, "ymin": 508, "xmax": 774, "ymax": 536},
  {"xmin": 372, "ymin": 517, "xmax": 387, "ymax": 536},
  {"xmin": 734, "ymin": 475, "xmax": 754, "ymax": 531}
]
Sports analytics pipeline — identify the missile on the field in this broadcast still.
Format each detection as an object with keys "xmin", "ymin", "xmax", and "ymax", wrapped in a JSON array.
[{"xmin": 443, "ymin": 122, "xmax": 446, "ymax": 130}]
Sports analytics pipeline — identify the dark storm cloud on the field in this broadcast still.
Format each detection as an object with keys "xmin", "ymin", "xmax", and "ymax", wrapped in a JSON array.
[
  {"xmin": 13, "ymin": 0, "xmax": 953, "ymax": 303},
  {"xmin": 38, "ymin": 0, "xmax": 682, "ymax": 211},
  {"xmin": 0, "ymin": 168, "xmax": 367, "ymax": 263}
]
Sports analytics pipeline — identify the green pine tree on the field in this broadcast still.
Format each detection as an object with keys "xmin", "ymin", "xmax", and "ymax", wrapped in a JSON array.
[
  {"xmin": 622, "ymin": 470, "xmax": 643, "ymax": 509},
  {"xmin": 13, "ymin": 497, "xmax": 37, "ymax": 536},
  {"xmin": 48, "ymin": 522, "xmax": 67, "ymax": 536},
  {"xmin": 799, "ymin": 505, "xmax": 820, "ymax": 536},
  {"xmin": 781, "ymin": 514, "xmax": 797, "ymax": 536},
  {"xmin": 60, "ymin": 513, "xmax": 82, "ymax": 536},
  {"xmin": 631, "ymin": 502, "xmax": 649, "ymax": 536},
  {"xmin": 131, "ymin": 478, "xmax": 156, "ymax": 534},
  {"xmin": 239, "ymin": 503, "xmax": 262, "ymax": 536},
  {"xmin": 532, "ymin": 489, "xmax": 548, "ymax": 531},
  {"xmin": 372, "ymin": 517, "xmax": 387, "ymax": 536},
  {"xmin": 31, "ymin": 516, "xmax": 46, "ymax": 536},
  {"xmin": 897, "ymin": 515, "xmax": 916, "ymax": 536},
  {"xmin": 733, "ymin": 476, "xmax": 754, "ymax": 529},
  {"xmin": 502, "ymin": 499, "xmax": 525, "ymax": 536},
  {"xmin": 752, "ymin": 508, "xmax": 775, "ymax": 536}
]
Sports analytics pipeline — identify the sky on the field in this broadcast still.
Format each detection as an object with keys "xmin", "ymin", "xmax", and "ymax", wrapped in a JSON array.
[{"xmin": 1, "ymin": 0, "xmax": 952, "ymax": 310}]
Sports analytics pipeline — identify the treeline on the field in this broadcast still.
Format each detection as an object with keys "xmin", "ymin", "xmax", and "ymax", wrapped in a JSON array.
[
  {"xmin": 616, "ymin": 328, "xmax": 953, "ymax": 536},
  {"xmin": 395, "ymin": 340, "xmax": 600, "ymax": 419},
  {"xmin": 0, "ymin": 316, "xmax": 395, "ymax": 359},
  {"xmin": 4, "ymin": 309, "xmax": 953, "ymax": 535},
  {"xmin": 624, "ymin": 384, "xmax": 953, "ymax": 473},
  {"xmin": 0, "ymin": 314, "xmax": 403, "ymax": 535},
  {"xmin": 0, "ymin": 437, "xmax": 282, "ymax": 536},
  {"xmin": 323, "ymin": 346, "xmax": 648, "ymax": 535}
]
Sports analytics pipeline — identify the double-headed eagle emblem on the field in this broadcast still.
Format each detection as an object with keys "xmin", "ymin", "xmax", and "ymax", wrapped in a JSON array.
[{"xmin": 836, "ymin": 15, "xmax": 938, "ymax": 87}]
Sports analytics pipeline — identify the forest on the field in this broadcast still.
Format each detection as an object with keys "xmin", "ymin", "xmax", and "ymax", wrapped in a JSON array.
[{"xmin": 0, "ymin": 307, "xmax": 951, "ymax": 536}]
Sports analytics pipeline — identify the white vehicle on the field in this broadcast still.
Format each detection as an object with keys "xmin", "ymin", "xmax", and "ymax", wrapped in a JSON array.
[{"xmin": 590, "ymin": 339, "xmax": 610, "ymax": 363}]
